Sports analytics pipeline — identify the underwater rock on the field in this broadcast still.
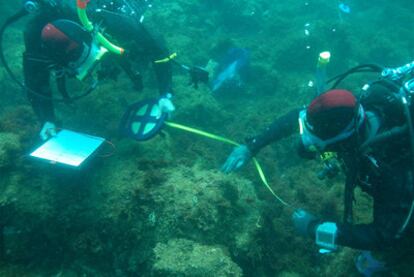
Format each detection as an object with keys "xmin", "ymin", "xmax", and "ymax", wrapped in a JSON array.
[
  {"xmin": 90, "ymin": 147, "xmax": 264, "ymax": 274},
  {"xmin": 2, "ymin": 225, "xmax": 31, "ymax": 262},
  {"xmin": 277, "ymin": 272, "xmax": 302, "ymax": 277},
  {"xmin": 0, "ymin": 132, "xmax": 21, "ymax": 168},
  {"xmin": 150, "ymin": 164, "xmax": 263, "ymax": 258},
  {"xmin": 153, "ymin": 238, "xmax": 242, "ymax": 277}
]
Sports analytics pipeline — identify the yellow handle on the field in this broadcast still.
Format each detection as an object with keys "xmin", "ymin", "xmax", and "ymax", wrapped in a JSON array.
[{"xmin": 154, "ymin": 53, "xmax": 178, "ymax": 64}]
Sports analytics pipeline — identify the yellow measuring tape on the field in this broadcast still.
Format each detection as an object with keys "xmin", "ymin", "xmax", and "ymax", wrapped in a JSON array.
[{"xmin": 165, "ymin": 121, "xmax": 290, "ymax": 207}]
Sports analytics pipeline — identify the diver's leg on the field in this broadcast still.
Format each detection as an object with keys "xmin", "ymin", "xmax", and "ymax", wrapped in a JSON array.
[{"xmin": 23, "ymin": 16, "xmax": 55, "ymax": 123}]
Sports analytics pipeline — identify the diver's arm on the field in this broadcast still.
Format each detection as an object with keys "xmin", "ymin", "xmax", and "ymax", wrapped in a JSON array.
[
  {"xmin": 336, "ymin": 213, "xmax": 407, "ymax": 251},
  {"xmin": 118, "ymin": 56, "xmax": 144, "ymax": 91},
  {"xmin": 336, "ymin": 173, "xmax": 412, "ymax": 250},
  {"xmin": 138, "ymin": 24, "xmax": 173, "ymax": 94},
  {"xmin": 153, "ymin": 56, "xmax": 173, "ymax": 95},
  {"xmin": 337, "ymin": 208, "xmax": 411, "ymax": 249},
  {"xmin": 335, "ymin": 223, "xmax": 389, "ymax": 250},
  {"xmin": 246, "ymin": 109, "xmax": 301, "ymax": 155},
  {"xmin": 297, "ymin": 203, "xmax": 409, "ymax": 251},
  {"xmin": 223, "ymin": 108, "xmax": 306, "ymax": 173}
]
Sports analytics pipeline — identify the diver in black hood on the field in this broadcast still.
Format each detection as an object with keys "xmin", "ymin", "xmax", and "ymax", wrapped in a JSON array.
[{"xmin": 12, "ymin": 0, "xmax": 175, "ymax": 139}]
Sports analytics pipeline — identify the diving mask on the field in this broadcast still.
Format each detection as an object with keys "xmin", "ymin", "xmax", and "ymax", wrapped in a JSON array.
[
  {"xmin": 299, "ymin": 105, "xmax": 365, "ymax": 152},
  {"xmin": 68, "ymin": 40, "xmax": 109, "ymax": 81}
]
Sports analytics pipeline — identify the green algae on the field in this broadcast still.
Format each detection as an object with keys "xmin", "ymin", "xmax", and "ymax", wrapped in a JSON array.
[
  {"xmin": 0, "ymin": 133, "xmax": 20, "ymax": 168},
  {"xmin": 153, "ymin": 238, "xmax": 243, "ymax": 277}
]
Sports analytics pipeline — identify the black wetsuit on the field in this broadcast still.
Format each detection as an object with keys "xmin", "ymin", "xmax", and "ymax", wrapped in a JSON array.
[
  {"xmin": 247, "ymin": 83, "xmax": 414, "ymax": 251},
  {"xmin": 23, "ymin": 1, "xmax": 172, "ymax": 124}
]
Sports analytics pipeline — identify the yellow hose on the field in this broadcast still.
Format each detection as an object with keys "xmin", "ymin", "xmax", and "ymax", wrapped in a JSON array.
[{"xmin": 76, "ymin": 0, "xmax": 125, "ymax": 55}]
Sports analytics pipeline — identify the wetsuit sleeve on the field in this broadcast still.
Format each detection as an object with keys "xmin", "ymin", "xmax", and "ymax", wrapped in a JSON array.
[
  {"xmin": 336, "ymin": 224, "xmax": 386, "ymax": 250},
  {"xmin": 136, "ymin": 24, "xmax": 173, "ymax": 94},
  {"xmin": 90, "ymin": 4, "xmax": 174, "ymax": 94},
  {"xmin": 107, "ymin": 20, "xmax": 173, "ymax": 95},
  {"xmin": 336, "ymin": 212, "xmax": 408, "ymax": 251},
  {"xmin": 335, "ymin": 167, "xmax": 413, "ymax": 250},
  {"xmin": 246, "ymin": 109, "xmax": 301, "ymax": 155},
  {"xmin": 23, "ymin": 16, "xmax": 55, "ymax": 124}
]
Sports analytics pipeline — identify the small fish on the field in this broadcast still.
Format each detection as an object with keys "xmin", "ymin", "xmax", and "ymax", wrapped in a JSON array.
[{"xmin": 211, "ymin": 48, "xmax": 249, "ymax": 92}]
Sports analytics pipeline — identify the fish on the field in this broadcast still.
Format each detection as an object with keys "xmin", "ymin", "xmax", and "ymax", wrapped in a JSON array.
[{"xmin": 210, "ymin": 48, "xmax": 249, "ymax": 92}]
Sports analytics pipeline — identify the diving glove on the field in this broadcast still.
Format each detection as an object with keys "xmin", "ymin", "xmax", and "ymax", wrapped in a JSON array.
[
  {"xmin": 221, "ymin": 145, "xmax": 251, "ymax": 173},
  {"xmin": 158, "ymin": 93, "xmax": 175, "ymax": 114},
  {"xmin": 292, "ymin": 209, "xmax": 318, "ymax": 237},
  {"xmin": 40, "ymin": 121, "xmax": 57, "ymax": 141}
]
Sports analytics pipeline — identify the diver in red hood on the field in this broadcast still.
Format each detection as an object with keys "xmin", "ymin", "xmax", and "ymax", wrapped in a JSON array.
[
  {"xmin": 223, "ymin": 85, "xmax": 414, "ymax": 259},
  {"xmin": 15, "ymin": 0, "xmax": 174, "ymax": 139}
]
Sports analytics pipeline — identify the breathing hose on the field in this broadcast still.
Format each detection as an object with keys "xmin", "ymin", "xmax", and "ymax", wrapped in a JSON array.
[{"xmin": 327, "ymin": 64, "xmax": 384, "ymax": 89}]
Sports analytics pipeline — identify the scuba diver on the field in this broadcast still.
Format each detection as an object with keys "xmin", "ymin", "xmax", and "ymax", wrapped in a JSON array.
[
  {"xmin": 222, "ymin": 61, "xmax": 414, "ymax": 262},
  {"xmin": 3, "ymin": 0, "xmax": 175, "ymax": 140}
]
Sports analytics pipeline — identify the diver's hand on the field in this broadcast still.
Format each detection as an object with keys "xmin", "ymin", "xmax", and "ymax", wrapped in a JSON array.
[
  {"xmin": 221, "ymin": 145, "xmax": 251, "ymax": 173},
  {"xmin": 292, "ymin": 209, "xmax": 318, "ymax": 237},
  {"xmin": 39, "ymin": 121, "xmax": 57, "ymax": 141},
  {"xmin": 158, "ymin": 93, "xmax": 175, "ymax": 115}
]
